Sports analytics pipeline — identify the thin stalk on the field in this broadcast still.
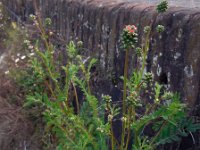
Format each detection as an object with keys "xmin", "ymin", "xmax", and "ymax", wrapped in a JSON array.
[
  {"xmin": 80, "ymin": 63, "xmax": 91, "ymax": 94},
  {"xmin": 75, "ymin": 123, "xmax": 96, "ymax": 147},
  {"xmin": 140, "ymin": 30, "xmax": 151, "ymax": 79},
  {"xmin": 87, "ymin": 78, "xmax": 91, "ymax": 95},
  {"xmin": 64, "ymin": 64, "xmax": 70, "ymax": 106},
  {"xmin": 122, "ymin": 49, "xmax": 129, "ymax": 115},
  {"xmin": 120, "ymin": 123, "xmax": 126, "ymax": 150},
  {"xmin": 44, "ymin": 80, "xmax": 56, "ymax": 98},
  {"xmin": 72, "ymin": 81, "xmax": 80, "ymax": 113},
  {"xmin": 132, "ymin": 106, "xmax": 138, "ymax": 147},
  {"xmin": 121, "ymin": 48, "xmax": 129, "ymax": 150},
  {"xmin": 110, "ymin": 121, "xmax": 115, "ymax": 150},
  {"xmin": 125, "ymin": 108, "xmax": 131, "ymax": 150},
  {"xmin": 150, "ymin": 121, "xmax": 167, "ymax": 145},
  {"xmin": 136, "ymin": 81, "xmax": 144, "ymax": 92},
  {"xmin": 33, "ymin": 0, "xmax": 52, "ymax": 52},
  {"xmin": 144, "ymin": 102, "xmax": 158, "ymax": 116}
]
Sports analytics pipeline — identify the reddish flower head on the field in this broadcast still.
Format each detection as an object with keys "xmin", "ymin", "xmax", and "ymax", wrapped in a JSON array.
[
  {"xmin": 122, "ymin": 24, "xmax": 138, "ymax": 49},
  {"xmin": 125, "ymin": 25, "xmax": 137, "ymax": 34}
]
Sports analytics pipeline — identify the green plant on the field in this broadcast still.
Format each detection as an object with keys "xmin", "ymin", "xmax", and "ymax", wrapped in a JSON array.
[
  {"xmin": 14, "ymin": 3, "xmax": 200, "ymax": 150},
  {"xmin": 156, "ymin": 0, "xmax": 168, "ymax": 13},
  {"xmin": 119, "ymin": 23, "xmax": 200, "ymax": 149}
]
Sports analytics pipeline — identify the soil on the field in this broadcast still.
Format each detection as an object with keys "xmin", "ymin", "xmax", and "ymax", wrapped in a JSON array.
[{"xmin": 0, "ymin": 75, "xmax": 40, "ymax": 150}]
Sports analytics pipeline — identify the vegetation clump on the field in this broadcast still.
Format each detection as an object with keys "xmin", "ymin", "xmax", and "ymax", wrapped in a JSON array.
[{"xmin": 1, "ymin": 1, "xmax": 200, "ymax": 150}]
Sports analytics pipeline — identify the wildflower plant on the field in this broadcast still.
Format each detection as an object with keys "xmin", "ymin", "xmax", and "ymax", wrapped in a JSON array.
[
  {"xmin": 14, "ymin": 1, "xmax": 200, "ymax": 150},
  {"xmin": 119, "ymin": 23, "xmax": 200, "ymax": 150}
]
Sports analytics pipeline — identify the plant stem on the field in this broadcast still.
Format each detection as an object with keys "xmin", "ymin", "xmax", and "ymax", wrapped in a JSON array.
[
  {"xmin": 44, "ymin": 80, "xmax": 56, "ymax": 98},
  {"xmin": 72, "ymin": 81, "xmax": 79, "ymax": 113},
  {"xmin": 150, "ymin": 121, "xmax": 167, "ymax": 145},
  {"xmin": 122, "ymin": 49, "xmax": 129, "ymax": 115},
  {"xmin": 121, "ymin": 48, "xmax": 129, "ymax": 150},
  {"xmin": 64, "ymin": 64, "xmax": 70, "ymax": 106},
  {"xmin": 140, "ymin": 29, "xmax": 151, "ymax": 79},
  {"xmin": 125, "ymin": 108, "xmax": 131, "ymax": 150},
  {"xmin": 110, "ymin": 121, "xmax": 115, "ymax": 150}
]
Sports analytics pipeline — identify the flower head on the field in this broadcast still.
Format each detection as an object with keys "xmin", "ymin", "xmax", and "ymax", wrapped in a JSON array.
[
  {"xmin": 45, "ymin": 18, "xmax": 52, "ymax": 26},
  {"xmin": 121, "ymin": 24, "xmax": 138, "ymax": 49},
  {"xmin": 125, "ymin": 25, "xmax": 137, "ymax": 34},
  {"xmin": 156, "ymin": 25, "xmax": 165, "ymax": 33},
  {"xmin": 15, "ymin": 58, "xmax": 20, "ymax": 63},
  {"xmin": 121, "ymin": 116, "xmax": 127, "ymax": 123},
  {"xmin": 144, "ymin": 26, "xmax": 151, "ymax": 33},
  {"xmin": 77, "ymin": 41, "xmax": 83, "ymax": 48},
  {"xmin": 156, "ymin": 0, "xmax": 168, "ymax": 13},
  {"xmin": 5, "ymin": 70, "xmax": 9, "ymax": 75},
  {"xmin": 29, "ymin": 14, "xmax": 36, "ymax": 20},
  {"xmin": 21, "ymin": 55, "xmax": 26, "ymax": 60}
]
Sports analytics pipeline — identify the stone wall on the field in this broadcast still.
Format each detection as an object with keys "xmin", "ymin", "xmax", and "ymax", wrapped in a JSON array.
[{"xmin": 2, "ymin": 0, "xmax": 200, "ymax": 109}]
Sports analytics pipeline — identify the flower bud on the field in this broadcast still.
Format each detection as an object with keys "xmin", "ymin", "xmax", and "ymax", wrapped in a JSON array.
[
  {"xmin": 156, "ymin": 0, "xmax": 168, "ymax": 13},
  {"xmin": 162, "ymin": 92, "xmax": 173, "ymax": 100},
  {"xmin": 77, "ymin": 41, "xmax": 83, "ymax": 48},
  {"xmin": 156, "ymin": 25, "xmax": 165, "ymax": 33},
  {"xmin": 29, "ymin": 14, "xmax": 36, "ymax": 20},
  {"xmin": 102, "ymin": 95, "xmax": 112, "ymax": 103},
  {"xmin": 143, "ymin": 72, "xmax": 153, "ymax": 83},
  {"xmin": 135, "ymin": 47, "xmax": 142, "ymax": 56},
  {"xmin": 45, "ymin": 18, "xmax": 52, "ymax": 26},
  {"xmin": 121, "ymin": 25, "xmax": 138, "ymax": 49},
  {"xmin": 144, "ymin": 26, "xmax": 151, "ymax": 33},
  {"xmin": 121, "ymin": 117, "xmax": 127, "ymax": 123}
]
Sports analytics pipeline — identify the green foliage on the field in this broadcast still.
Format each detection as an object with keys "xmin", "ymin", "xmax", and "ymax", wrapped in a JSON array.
[
  {"xmin": 67, "ymin": 41, "xmax": 77, "ymax": 59},
  {"xmin": 156, "ymin": 0, "xmax": 168, "ymax": 13},
  {"xmin": 14, "ymin": 12, "xmax": 200, "ymax": 150},
  {"xmin": 132, "ymin": 137, "xmax": 153, "ymax": 150}
]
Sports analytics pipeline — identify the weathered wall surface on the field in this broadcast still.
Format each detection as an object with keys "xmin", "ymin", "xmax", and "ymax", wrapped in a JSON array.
[{"xmin": 2, "ymin": 0, "xmax": 200, "ymax": 110}]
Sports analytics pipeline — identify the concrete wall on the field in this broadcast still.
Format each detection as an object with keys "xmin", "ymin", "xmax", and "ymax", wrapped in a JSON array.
[{"xmin": 2, "ymin": 0, "xmax": 200, "ymax": 110}]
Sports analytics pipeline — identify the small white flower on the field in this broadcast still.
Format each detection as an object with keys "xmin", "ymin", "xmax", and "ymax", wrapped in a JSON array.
[
  {"xmin": 97, "ymin": 127, "xmax": 101, "ymax": 131},
  {"xmin": 17, "ymin": 53, "xmax": 20, "ymax": 57},
  {"xmin": 28, "ymin": 45, "xmax": 34, "ymax": 50},
  {"xmin": 5, "ymin": 70, "xmax": 9, "ymax": 75},
  {"xmin": 29, "ymin": 14, "xmax": 36, "ymax": 20},
  {"xmin": 29, "ymin": 53, "xmax": 35, "ymax": 56},
  {"xmin": 96, "ymin": 127, "xmax": 104, "ymax": 133},
  {"xmin": 121, "ymin": 117, "xmax": 127, "ymax": 123},
  {"xmin": 15, "ymin": 58, "xmax": 20, "ymax": 63},
  {"xmin": 155, "ymin": 98, "xmax": 160, "ymax": 103},
  {"xmin": 49, "ymin": 31, "xmax": 53, "ymax": 36},
  {"xmin": 24, "ymin": 40, "xmax": 30, "ymax": 45},
  {"xmin": 21, "ymin": 55, "xmax": 26, "ymax": 60}
]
